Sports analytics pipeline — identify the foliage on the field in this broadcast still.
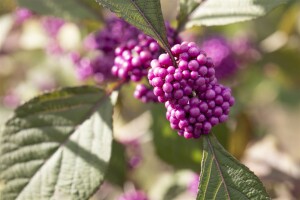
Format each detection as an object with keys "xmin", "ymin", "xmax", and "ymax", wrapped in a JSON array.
[
  {"xmin": 0, "ymin": 87, "xmax": 114, "ymax": 199},
  {"xmin": 198, "ymin": 134, "xmax": 269, "ymax": 200}
]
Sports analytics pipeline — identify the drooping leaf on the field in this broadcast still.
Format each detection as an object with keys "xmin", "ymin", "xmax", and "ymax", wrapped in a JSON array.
[
  {"xmin": 151, "ymin": 104, "xmax": 202, "ymax": 172},
  {"xmin": 16, "ymin": 0, "xmax": 103, "ymax": 21},
  {"xmin": 186, "ymin": 0, "xmax": 288, "ymax": 27},
  {"xmin": 105, "ymin": 140, "xmax": 126, "ymax": 187},
  {"xmin": 197, "ymin": 134, "xmax": 270, "ymax": 200},
  {"xmin": 94, "ymin": 0, "xmax": 174, "ymax": 62},
  {"xmin": 0, "ymin": 86, "xmax": 114, "ymax": 200}
]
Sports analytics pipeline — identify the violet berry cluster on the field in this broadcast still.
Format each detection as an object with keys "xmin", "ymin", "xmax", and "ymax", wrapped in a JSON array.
[
  {"xmin": 112, "ymin": 24, "xmax": 180, "ymax": 82},
  {"xmin": 112, "ymin": 23, "xmax": 181, "ymax": 102},
  {"xmin": 148, "ymin": 42, "xmax": 235, "ymax": 139},
  {"xmin": 71, "ymin": 52, "xmax": 116, "ymax": 83},
  {"xmin": 73, "ymin": 17, "xmax": 140, "ymax": 83},
  {"xmin": 73, "ymin": 17, "xmax": 182, "ymax": 103},
  {"xmin": 93, "ymin": 17, "xmax": 140, "ymax": 53}
]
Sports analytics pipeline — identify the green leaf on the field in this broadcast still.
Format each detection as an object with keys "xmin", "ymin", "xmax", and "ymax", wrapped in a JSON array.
[
  {"xmin": 197, "ymin": 134, "xmax": 270, "ymax": 200},
  {"xmin": 105, "ymin": 140, "xmax": 126, "ymax": 186},
  {"xmin": 0, "ymin": 86, "xmax": 113, "ymax": 200},
  {"xmin": 151, "ymin": 104, "xmax": 202, "ymax": 172},
  {"xmin": 16, "ymin": 0, "xmax": 103, "ymax": 21},
  {"xmin": 186, "ymin": 0, "xmax": 288, "ymax": 27},
  {"xmin": 94, "ymin": 0, "xmax": 173, "ymax": 62}
]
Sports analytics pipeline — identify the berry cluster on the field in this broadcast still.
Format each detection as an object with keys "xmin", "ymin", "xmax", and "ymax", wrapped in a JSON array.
[
  {"xmin": 93, "ymin": 18, "xmax": 140, "ymax": 53},
  {"xmin": 111, "ymin": 35, "xmax": 159, "ymax": 82},
  {"xmin": 71, "ymin": 52, "xmax": 115, "ymax": 83},
  {"xmin": 111, "ymin": 24, "xmax": 181, "ymax": 102},
  {"xmin": 149, "ymin": 42, "xmax": 235, "ymax": 138},
  {"xmin": 112, "ymin": 24, "xmax": 180, "ymax": 82},
  {"xmin": 73, "ymin": 17, "xmax": 182, "ymax": 103},
  {"xmin": 73, "ymin": 17, "xmax": 139, "ymax": 83}
]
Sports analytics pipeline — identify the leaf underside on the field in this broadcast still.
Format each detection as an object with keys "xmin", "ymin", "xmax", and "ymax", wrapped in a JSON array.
[
  {"xmin": 0, "ymin": 86, "xmax": 113, "ymax": 200},
  {"xmin": 186, "ymin": 0, "xmax": 288, "ymax": 27},
  {"xmin": 197, "ymin": 134, "xmax": 270, "ymax": 200}
]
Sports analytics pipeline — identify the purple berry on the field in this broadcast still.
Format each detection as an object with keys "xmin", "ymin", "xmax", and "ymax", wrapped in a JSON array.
[
  {"xmin": 163, "ymin": 83, "xmax": 173, "ymax": 93},
  {"xmin": 174, "ymin": 89, "xmax": 184, "ymax": 99},
  {"xmin": 188, "ymin": 60, "xmax": 199, "ymax": 71},
  {"xmin": 179, "ymin": 119, "xmax": 189, "ymax": 128},
  {"xmin": 190, "ymin": 107, "xmax": 200, "ymax": 117},
  {"xmin": 190, "ymin": 71, "xmax": 199, "ymax": 80},
  {"xmin": 159, "ymin": 54, "xmax": 172, "ymax": 66},
  {"xmin": 188, "ymin": 47, "xmax": 200, "ymax": 57},
  {"xmin": 179, "ymin": 60, "xmax": 188, "ymax": 70},
  {"xmin": 167, "ymin": 66, "xmax": 176, "ymax": 74},
  {"xmin": 206, "ymin": 89, "xmax": 216, "ymax": 99},
  {"xmin": 197, "ymin": 54, "xmax": 207, "ymax": 65},
  {"xmin": 171, "ymin": 44, "xmax": 182, "ymax": 55},
  {"xmin": 152, "ymin": 77, "xmax": 163, "ymax": 87}
]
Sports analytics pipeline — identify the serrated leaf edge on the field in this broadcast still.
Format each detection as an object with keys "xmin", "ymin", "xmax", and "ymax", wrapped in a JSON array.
[{"xmin": 0, "ymin": 86, "xmax": 111, "ymax": 199}]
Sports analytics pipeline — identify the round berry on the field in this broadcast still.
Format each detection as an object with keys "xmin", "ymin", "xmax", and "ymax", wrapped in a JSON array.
[{"xmin": 163, "ymin": 83, "xmax": 173, "ymax": 93}]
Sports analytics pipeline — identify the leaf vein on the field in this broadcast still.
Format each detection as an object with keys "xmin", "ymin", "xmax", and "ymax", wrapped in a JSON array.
[{"xmin": 208, "ymin": 136, "xmax": 231, "ymax": 200}]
